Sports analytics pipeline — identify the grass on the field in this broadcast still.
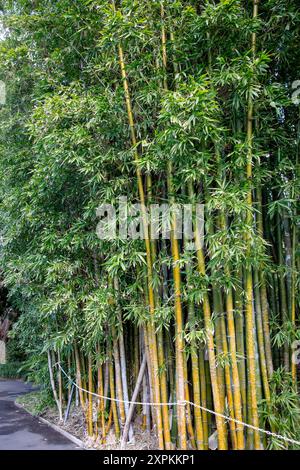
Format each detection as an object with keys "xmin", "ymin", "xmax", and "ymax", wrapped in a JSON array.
[{"xmin": 16, "ymin": 390, "xmax": 54, "ymax": 416}]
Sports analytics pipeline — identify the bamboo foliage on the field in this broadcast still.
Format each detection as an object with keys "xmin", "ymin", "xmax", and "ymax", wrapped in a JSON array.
[{"xmin": 0, "ymin": 0, "xmax": 299, "ymax": 451}]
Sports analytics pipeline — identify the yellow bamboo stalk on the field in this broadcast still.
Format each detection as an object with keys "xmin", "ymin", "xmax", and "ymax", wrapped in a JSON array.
[
  {"xmin": 191, "ymin": 347, "xmax": 205, "ymax": 450},
  {"xmin": 112, "ymin": 328, "xmax": 126, "ymax": 426},
  {"xmin": 291, "ymin": 119, "xmax": 299, "ymax": 384},
  {"xmin": 257, "ymin": 185, "xmax": 274, "ymax": 379},
  {"xmin": 188, "ymin": 181, "xmax": 227, "ymax": 449},
  {"xmin": 220, "ymin": 316, "xmax": 237, "ymax": 449},
  {"xmin": 291, "ymin": 220, "xmax": 297, "ymax": 384},
  {"xmin": 219, "ymin": 213, "xmax": 244, "ymax": 449},
  {"xmin": 160, "ymin": 3, "xmax": 187, "ymax": 448},
  {"xmin": 113, "ymin": 3, "xmax": 164, "ymax": 446},
  {"xmin": 98, "ymin": 361, "xmax": 106, "ymax": 443},
  {"xmin": 199, "ymin": 349, "xmax": 209, "ymax": 449},
  {"xmin": 88, "ymin": 355, "xmax": 94, "ymax": 437},
  {"xmin": 235, "ymin": 269, "xmax": 247, "ymax": 421},
  {"xmin": 147, "ymin": 174, "xmax": 172, "ymax": 449},
  {"xmin": 254, "ymin": 270, "xmax": 271, "ymax": 403},
  {"xmin": 183, "ymin": 352, "xmax": 197, "ymax": 449},
  {"xmin": 109, "ymin": 351, "xmax": 120, "ymax": 439},
  {"xmin": 213, "ymin": 305, "xmax": 226, "ymax": 414},
  {"xmin": 105, "ymin": 404, "xmax": 113, "ymax": 435},
  {"xmin": 167, "ymin": 175, "xmax": 187, "ymax": 450},
  {"xmin": 185, "ymin": 234, "xmax": 205, "ymax": 450},
  {"xmin": 244, "ymin": 0, "xmax": 261, "ymax": 449}
]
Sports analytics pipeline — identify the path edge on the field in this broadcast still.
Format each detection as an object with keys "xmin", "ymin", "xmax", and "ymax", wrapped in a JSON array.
[{"xmin": 14, "ymin": 401, "xmax": 86, "ymax": 449}]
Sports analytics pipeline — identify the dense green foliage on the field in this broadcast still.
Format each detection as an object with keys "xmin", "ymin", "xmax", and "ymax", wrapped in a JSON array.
[
  {"xmin": 0, "ymin": 362, "xmax": 25, "ymax": 379},
  {"xmin": 0, "ymin": 0, "xmax": 299, "ymax": 450}
]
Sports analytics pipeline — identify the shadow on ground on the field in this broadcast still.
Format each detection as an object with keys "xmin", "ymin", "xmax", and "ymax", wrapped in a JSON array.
[{"xmin": 0, "ymin": 379, "xmax": 80, "ymax": 450}]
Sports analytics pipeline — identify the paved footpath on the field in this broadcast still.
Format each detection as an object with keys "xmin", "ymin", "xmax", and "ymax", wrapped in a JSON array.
[{"xmin": 0, "ymin": 379, "xmax": 80, "ymax": 450}]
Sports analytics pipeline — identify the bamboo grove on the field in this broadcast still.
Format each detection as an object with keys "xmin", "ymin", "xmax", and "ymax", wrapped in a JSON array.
[{"xmin": 0, "ymin": 0, "xmax": 299, "ymax": 450}]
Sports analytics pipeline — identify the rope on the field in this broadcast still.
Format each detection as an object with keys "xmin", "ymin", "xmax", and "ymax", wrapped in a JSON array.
[
  {"xmin": 57, "ymin": 363, "xmax": 300, "ymax": 447},
  {"xmin": 185, "ymin": 401, "xmax": 300, "ymax": 447}
]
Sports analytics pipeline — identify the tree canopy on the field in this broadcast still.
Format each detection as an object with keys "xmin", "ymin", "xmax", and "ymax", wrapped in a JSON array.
[{"xmin": 0, "ymin": 0, "xmax": 299, "ymax": 450}]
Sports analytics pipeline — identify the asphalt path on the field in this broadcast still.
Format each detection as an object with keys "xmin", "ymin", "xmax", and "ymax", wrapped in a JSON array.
[{"xmin": 0, "ymin": 379, "xmax": 80, "ymax": 450}]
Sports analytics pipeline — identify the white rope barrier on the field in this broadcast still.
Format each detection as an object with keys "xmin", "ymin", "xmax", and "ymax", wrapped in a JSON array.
[{"xmin": 57, "ymin": 363, "xmax": 300, "ymax": 447}]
